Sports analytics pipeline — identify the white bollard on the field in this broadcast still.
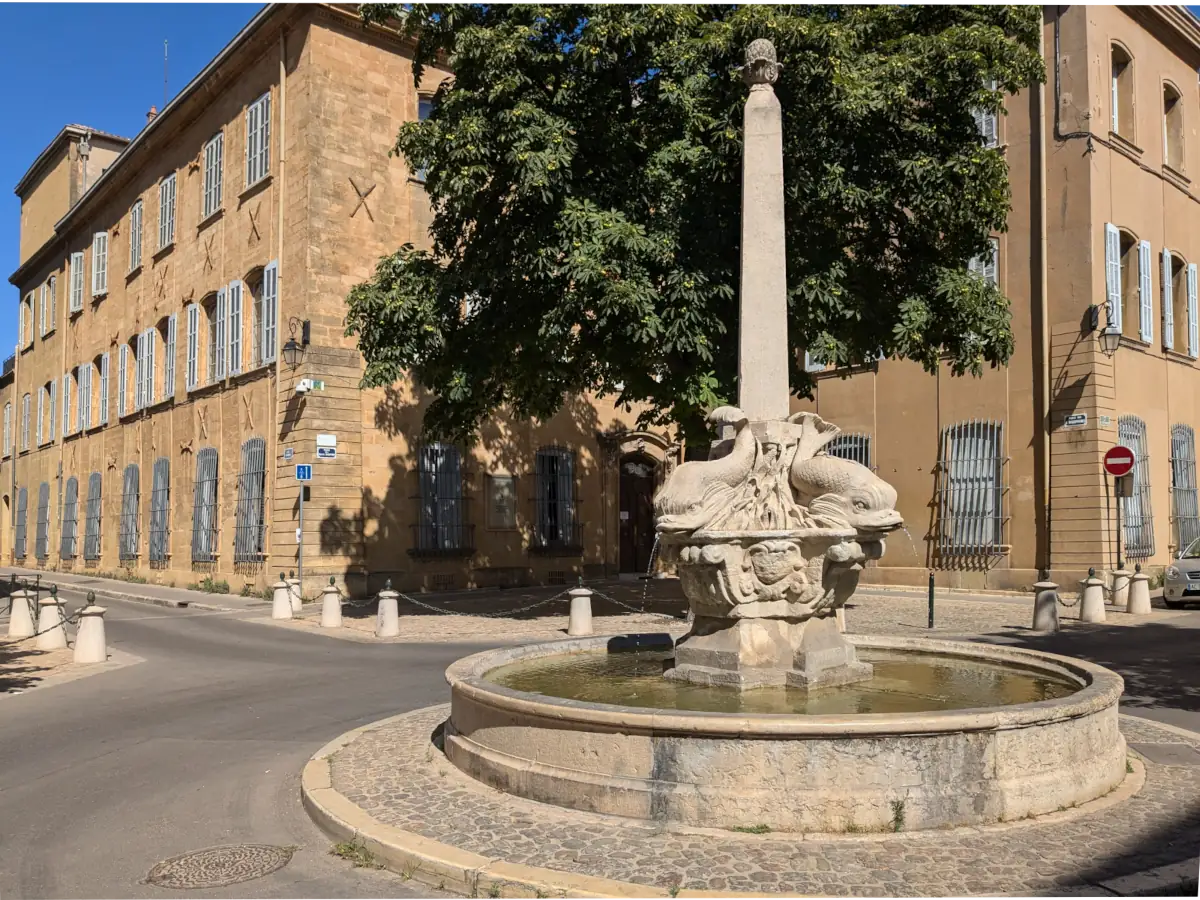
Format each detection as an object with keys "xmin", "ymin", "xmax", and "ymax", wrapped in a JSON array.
[
  {"xmin": 1127, "ymin": 565, "xmax": 1152, "ymax": 615},
  {"xmin": 36, "ymin": 591, "xmax": 68, "ymax": 651},
  {"xmin": 287, "ymin": 574, "xmax": 302, "ymax": 614},
  {"xmin": 567, "ymin": 586, "xmax": 594, "ymax": 636},
  {"xmin": 1031, "ymin": 580, "xmax": 1061, "ymax": 633},
  {"xmin": 6, "ymin": 589, "xmax": 35, "ymax": 639},
  {"xmin": 1079, "ymin": 569, "xmax": 1107, "ymax": 624},
  {"xmin": 320, "ymin": 577, "xmax": 342, "ymax": 628},
  {"xmin": 272, "ymin": 576, "xmax": 293, "ymax": 620},
  {"xmin": 376, "ymin": 581, "xmax": 400, "ymax": 638},
  {"xmin": 835, "ymin": 607, "xmax": 847, "ymax": 634},
  {"xmin": 1110, "ymin": 569, "xmax": 1132, "ymax": 608},
  {"xmin": 73, "ymin": 599, "xmax": 108, "ymax": 664}
]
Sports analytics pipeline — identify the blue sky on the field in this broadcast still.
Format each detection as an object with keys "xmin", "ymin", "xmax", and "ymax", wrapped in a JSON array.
[{"xmin": 0, "ymin": 3, "xmax": 261, "ymax": 356}]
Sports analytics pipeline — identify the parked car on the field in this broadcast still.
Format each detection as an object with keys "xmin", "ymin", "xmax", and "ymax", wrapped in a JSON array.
[{"xmin": 1163, "ymin": 538, "xmax": 1200, "ymax": 608}]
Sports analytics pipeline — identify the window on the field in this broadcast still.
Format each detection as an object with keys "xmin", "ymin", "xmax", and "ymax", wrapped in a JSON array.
[
  {"xmin": 1164, "ymin": 83, "xmax": 1184, "ymax": 170},
  {"xmin": 968, "ymin": 238, "xmax": 999, "ymax": 288},
  {"xmin": 78, "ymin": 362, "xmax": 92, "ymax": 431},
  {"xmin": 186, "ymin": 303, "xmax": 200, "ymax": 390},
  {"xmin": 20, "ymin": 392, "xmax": 30, "ymax": 451},
  {"xmin": 1111, "ymin": 44, "xmax": 1133, "ymax": 139},
  {"xmin": 803, "ymin": 350, "xmax": 826, "ymax": 373},
  {"xmin": 20, "ymin": 295, "xmax": 32, "ymax": 347},
  {"xmin": 118, "ymin": 343, "xmax": 128, "ymax": 416},
  {"xmin": 149, "ymin": 457, "xmax": 170, "ymax": 566},
  {"xmin": 1163, "ymin": 250, "xmax": 1185, "ymax": 350},
  {"xmin": 1104, "ymin": 224, "xmax": 1140, "ymax": 339},
  {"xmin": 35, "ymin": 386, "xmax": 44, "ymax": 446},
  {"xmin": 136, "ymin": 328, "xmax": 156, "ymax": 408},
  {"xmin": 203, "ymin": 132, "xmax": 224, "ymax": 218},
  {"xmin": 532, "ymin": 447, "xmax": 580, "ymax": 552},
  {"xmin": 83, "ymin": 472, "xmax": 102, "ymax": 561},
  {"xmin": 48, "ymin": 275, "xmax": 56, "ymax": 326},
  {"xmin": 260, "ymin": 261, "xmax": 278, "ymax": 364},
  {"xmin": 163, "ymin": 314, "xmax": 177, "ymax": 398},
  {"xmin": 48, "ymin": 378, "xmax": 56, "ymax": 442},
  {"xmin": 207, "ymin": 290, "xmax": 227, "ymax": 383},
  {"xmin": 415, "ymin": 443, "xmax": 467, "ymax": 553},
  {"xmin": 1137, "ymin": 239, "xmax": 1153, "ymax": 344},
  {"xmin": 129, "ymin": 200, "xmax": 143, "ymax": 271},
  {"xmin": 92, "ymin": 231, "xmax": 108, "ymax": 296},
  {"xmin": 14, "ymin": 487, "xmax": 27, "ymax": 559},
  {"xmin": 158, "ymin": 173, "xmax": 176, "ymax": 250},
  {"xmin": 1119, "ymin": 415, "xmax": 1154, "ymax": 559},
  {"xmin": 487, "ymin": 474, "xmax": 517, "ymax": 529},
  {"xmin": 1189, "ymin": 263, "xmax": 1199, "ymax": 359},
  {"xmin": 936, "ymin": 419, "xmax": 1006, "ymax": 559},
  {"xmin": 227, "ymin": 280, "xmax": 243, "ymax": 375},
  {"xmin": 119, "ymin": 463, "xmax": 140, "ymax": 561},
  {"xmin": 61, "ymin": 476, "xmax": 79, "ymax": 560},
  {"xmin": 2, "ymin": 402, "xmax": 10, "ymax": 456},
  {"xmin": 827, "ymin": 433, "xmax": 872, "ymax": 469},
  {"xmin": 245, "ymin": 92, "xmax": 271, "ymax": 187},
  {"xmin": 39, "ymin": 282, "xmax": 48, "ymax": 336},
  {"xmin": 99, "ymin": 352, "xmax": 110, "ymax": 425},
  {"xmin": 69, "ymin": 251, "xmax": 85, "ymax": 312},
  {"xmin": 415, "ymin": 95, "xmax": 434, "ymax": 181},
  {"xmin": 974, "ymin": 79, "xmax": 998, "ymax": 149},
  {"xmin": 61, "ymin": 371, "xmax": 72, "ymax": 436},
  {"xmin": 191, "ymin": 447, "xmax": 219, "ymax": 563},
  {"xmin": 34, "ymin": 482, "xmax": 50, "ymax": 560},
  {"xmin": 233, "ymin": 437, "xmax": 266, "ymax": 564},
  {"xmin": 1171, "ymin": 424, "xmax": 1200, "ymax": 552}
]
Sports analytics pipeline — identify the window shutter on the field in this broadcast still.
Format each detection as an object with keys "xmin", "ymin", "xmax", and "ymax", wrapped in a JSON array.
[
  {"xmin": 166, "ymin": 313, "xmax": 177, "ymax": 397},
  {"xmin": 203, "ymin": 134, "xmax": 224, "ymax": 218},
  {"xmin": 129, "ymin": 200, "xmax": 142, "ymax": 271},
  {"xmin": 215, "ymin": 289, "xmax": 227, "ymax": 379},
  {"xmin": 1189, "ymin": 263, "xmax": 1199, "ymax": 359},
  {"xmin": 159, "ymin": 176, "xmax": 176, "ymax": 249},
  {"xmin": 92, "ymin": 232, "xmax": 108, "ymax": 296},
  {"xmin": 1162, "ymin": 249, "xmax": 1175, "ymax": 350},
  {"xmin": 100, "ymin": 352, "xmax": 110, "ymax": 425},
  {"xmin": 21, "ymin": 393, "xmax": 29, "ymax": 450},
  {"xmin": 1138, "ymin": 240, "xmax": 1153, "ymax": 343},
  {"xmin": 263, "ymin": 261, "xmax": 278, "ymax": 363},
  {"xmin": 70, "ymin": 251, "xmax": 84, "ymax": 312},
  {"xmin": 186, "ymin": 304, "xmax": 199, "ymax": 390},
  {"xmin": 228, "ymin": 281, "xmax": 242, "ymax": 374},
  {"xmin": 1112, "ymin": 70, "xmax": 1120, "ymax": 133},
  {"xmin": 118, "ymin": 343, "xmax": 128, "ymax": 416},
  {"xmin": 62, "ymin": 373, "xmax": 70, "ymax": 436},
  {"xmin": 49, "ymin": 276, "xmax": 56, "ymax": 323},
  {"xmin": 39, "ymin": 285, "xmax": 46, "ymax": 336},
  {"xmin": 147, "ymin": 328, "xmax": 156, "ymax": 405},
  {"xmin": 1105, "ymin": 223, "xmax": 1122, "ymax": 334},
  {"xmin": 49, "ymin": 379, "xmax": 56, "ymax": 442},
  {"xmin": 36, "ymin": 388, "xmax": 43, "ymax": 446}
]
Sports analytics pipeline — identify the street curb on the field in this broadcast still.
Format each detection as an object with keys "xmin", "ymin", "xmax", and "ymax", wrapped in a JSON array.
[
  {"xmin": 301, "ymin": 712, "xmax": 1196, "ymax": 898},
  {"xmin": 10, "ymin": 574, "xmax": 269, "ymax": 613},
  {"xmin": 0, "ymin": 648, "xmax": 145, "ymax": 699}
]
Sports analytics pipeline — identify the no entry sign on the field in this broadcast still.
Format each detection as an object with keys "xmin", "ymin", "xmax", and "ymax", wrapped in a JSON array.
[{"xmin": 1103, "ymin": 446, "xmax": 1135, "ymax": 478}]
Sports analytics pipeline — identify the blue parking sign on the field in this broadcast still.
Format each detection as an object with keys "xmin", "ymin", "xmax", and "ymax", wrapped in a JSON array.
[{"xmin": 296, "ymin": 464, "xmax": 313, "ymax": 482}]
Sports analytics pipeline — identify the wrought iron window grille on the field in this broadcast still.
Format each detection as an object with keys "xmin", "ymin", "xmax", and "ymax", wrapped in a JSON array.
[
  {"xmin": 149, "ymin": 457, "xmax": 171, "ymax": 567},
  {"xmin": 411, "ymin": 443, "xmax": 475, "ymax": 557},
  {"xmin": 934, "ymin": 419, "xmax": 1011, "ymax": 564},
  {"xmin": 529, "ymin": 446, "xmax": 583, "ymax": 555},
  {"xmin": 60, "ymin": 476, "xmax": 79, "ymax": 559},
  {"xmin": 34, "ymin": 482, "xmax": 50, "ymax": 560},
  {"xmin": 1119, "ymin": 415, "xmax": 1155, "ymax": 559},
  {"xmin": 83, "ymin": 473, "xmax": 102, "ymax": 561},
  {"xmin": 119, "ymin": 464, "xmax": 140, "ymax": 561},
  {"xmin": 1170, "ymin": 423, "xmax": 1200, "ymax": 553},
  {"xmin": 13, "ymin": 487, "xmax": 27, "ymax": 559},
  {"xmin": 233, "ymin": 437, "xmax": 267, "ymax": 566},
  {"xmin": 825, "ymin": 433, "xmax": 873, "ymax": 470},
  {"xmin": 191, "ymin": 448, "xmax": 220, "ymax": 563}
]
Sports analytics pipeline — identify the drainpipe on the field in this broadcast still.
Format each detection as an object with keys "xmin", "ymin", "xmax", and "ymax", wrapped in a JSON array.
[{"xmin": 1039, "ymin": 14, "xmax": 1052, "ymax": 574}]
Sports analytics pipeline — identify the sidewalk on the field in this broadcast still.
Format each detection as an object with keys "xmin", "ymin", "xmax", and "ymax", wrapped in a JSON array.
[{"xmin": 0, "ymin": 566, "xmax": 270, "ymax": 612}]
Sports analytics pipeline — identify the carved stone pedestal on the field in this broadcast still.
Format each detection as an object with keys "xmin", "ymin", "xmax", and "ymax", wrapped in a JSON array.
[{"xmin": 665, "ymin": 613, "xmax": 872, "ymax": 690}]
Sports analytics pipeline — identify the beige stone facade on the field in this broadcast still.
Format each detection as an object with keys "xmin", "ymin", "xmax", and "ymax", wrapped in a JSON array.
[
  {"xmin": 3, "ymin": 4, "xmax": 674, "ymax": 598},
  {"xmin": 794, "ymin": 5, "xmax": 1200, "ymax": 591}
]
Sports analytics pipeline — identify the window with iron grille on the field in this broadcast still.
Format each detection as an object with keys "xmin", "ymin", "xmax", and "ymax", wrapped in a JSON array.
[
  {"xmin": 149, "ymin": 457, "xmax": 170, "ymax": 566},
  {"xmin": 1170, "ymin": 424, "xmax": 1200, "ymax": 552},
  {"xmin": 191, "ymin": 448, "xmax": 219, "ymax": 563},
  {"xmin": 34, "ymin": 482, "xmax": 50, "ymax": 560},
  {"xmin": 826, "ymin": 433, "xmax": 872, "ymax": 469},
  {"xmin": 532, "ymin": 447, "xmax": 580, "ymax": 552},
  {"xmin": 83, "ymin": 472, "xmax": 102, "ymax": 561},
  {"xmin": 61, "ymin": 476, "xmax": 79, "ymax": 559},
  {"xmin": 1119, "ymin": 415, "xmax": 1155, "ymax": 559},
  {"xmin": 234, "ymin": 437, "xmax": 266, "ymax": 564},
  {"xmin": 203, "ymin": 132, "xmax": 224, "ymax": 219},
  {"xmin": 936, "ymin": 419, "xmax": 1007, "ymax": 559},
  {"xmin": 414, "ymin": 443, "xmax": 469, "ymax": 554},
  {"xmin": 14, "ymin": 487, "xmax": 28, "ymax": 559},
  {"xmin": 119, "ymin": 463, "xmax": 140, "ymax": 561}
]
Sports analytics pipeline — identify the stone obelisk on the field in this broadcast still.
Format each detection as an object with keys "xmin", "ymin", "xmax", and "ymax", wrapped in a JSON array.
[{"xmin": 738, "ymin": 39, "xmax": 790, "ymax": 423}]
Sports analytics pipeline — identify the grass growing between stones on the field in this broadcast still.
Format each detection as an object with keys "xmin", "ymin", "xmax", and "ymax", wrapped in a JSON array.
[
  {"xmin": 330, "ymin": 839, "xmax": 384, "ymax": 869},
  {"xmin": 890, "ymin": 800, "xmax": 906, "ymax": 832},
  {"xmin": 731, "ymin": 824, "xmax": 772, "ymax": 834}
]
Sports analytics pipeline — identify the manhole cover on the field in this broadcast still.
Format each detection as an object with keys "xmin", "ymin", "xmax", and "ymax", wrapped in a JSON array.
[
  {"xmin": 145, "ymin": 844, "xmax": 293, "ymax": 889},
  {"xmin": 1128, "ymin": 742, "xmax": 1200, "ymax": 767}
]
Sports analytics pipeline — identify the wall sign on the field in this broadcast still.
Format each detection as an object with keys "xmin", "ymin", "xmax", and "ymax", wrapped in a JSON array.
[{"xmin": 1063, "ymin": 413, "xmax": 1087, "ymax": 428}]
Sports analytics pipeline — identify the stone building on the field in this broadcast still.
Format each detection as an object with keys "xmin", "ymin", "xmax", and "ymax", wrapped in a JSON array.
[
  {"xmin": 3, "ymin": 3, "xmax": 676, "ymax": 598},
  {"xmin": 795, "ymin": 6, "xmax": 1200, "ymax": 590}
]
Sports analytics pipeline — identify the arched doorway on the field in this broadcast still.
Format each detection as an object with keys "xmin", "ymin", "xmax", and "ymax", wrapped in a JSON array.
[{"xmin": 619, "ymin": 453, "xmax": 658, "ymax": 574}]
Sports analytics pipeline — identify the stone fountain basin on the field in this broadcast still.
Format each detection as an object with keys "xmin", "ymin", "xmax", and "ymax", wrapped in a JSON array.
[{"xmin": 443, "ymin": 634, "xmax": 1127, "ymax": 833}]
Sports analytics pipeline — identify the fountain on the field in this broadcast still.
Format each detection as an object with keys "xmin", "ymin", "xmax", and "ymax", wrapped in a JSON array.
[{"xmin": 442, "ymin": 39, "xmax": 1127, "ymax": 833}]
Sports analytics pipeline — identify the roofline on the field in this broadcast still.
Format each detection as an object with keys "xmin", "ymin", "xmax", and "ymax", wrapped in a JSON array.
[
  {"xmin": 1123, "ymin": 5, "xmax": 1200, "ymax": 59},
  {"xmin": 13, "ymin": 125, "xmax": 130, "ymax": 198}
]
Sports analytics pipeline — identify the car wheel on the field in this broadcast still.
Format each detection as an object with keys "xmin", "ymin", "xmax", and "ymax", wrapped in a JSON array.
[{"xmin": 1163, "ymin": 598, "xmax": 1184, "ymax": 609}]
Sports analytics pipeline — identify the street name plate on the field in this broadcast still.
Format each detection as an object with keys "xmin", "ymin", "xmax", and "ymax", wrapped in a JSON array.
[{"xmin": 1063, "ymin": 413, "xmax": 1087, "ymax": 428}]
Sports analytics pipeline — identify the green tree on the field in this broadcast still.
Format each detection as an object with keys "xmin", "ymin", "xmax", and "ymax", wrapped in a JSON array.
[{"xmin": 347, "ymin": 4, "xmax": 1044, "ymax": 445}]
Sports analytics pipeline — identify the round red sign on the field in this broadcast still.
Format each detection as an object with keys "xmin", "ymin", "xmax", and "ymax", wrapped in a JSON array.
[{"xmin": 1104, "ymin": 445, "xmax": 1136, "ymax": 478}]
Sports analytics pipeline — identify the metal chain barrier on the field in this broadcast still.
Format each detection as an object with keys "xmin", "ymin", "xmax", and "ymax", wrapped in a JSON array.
[
  {"xmin": 7, "ymin": 598, "xmax": 87, "ymax": 644},
  {"xmin": 395, "ymin": 588, "xmax": 573, "ymax": 618},
  {"xmin": 588, "ymin": 589, "xmax": 681, "ymax": 621},
  {"xmin": 1057, "ymin": 592, "xmax": 1079, "ymax": 609}
]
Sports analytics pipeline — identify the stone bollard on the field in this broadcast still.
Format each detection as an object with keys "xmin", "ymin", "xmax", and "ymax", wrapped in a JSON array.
[
  {"xmin": 835, "ymin": 608, "xmax": 847, "ymax": 633},
  {"xmin": 36, "ymin": 587, "xmax": 68, "ymax": 651},
  {"xmin": 1031, "ymin": 580, "xmax": 1061, "ymax": 633},
  {"xmin": 6, "ymin": 589, "xmax": 35, "ymax": 639},
  {"xmin": 73, "ymin": 595, "xmax": 108, "ymax": 664},
  {"xmin": 287, "ymin": 571, "xmax": 302, "ymax": 614},
  {"xmin": 376, "ymin": 579, "xmax": 400, "ymax": 638},
  {"xmin": 567, "ymin": 585, "xmax": 594, "ymax": 636},
  {"xmin": 272, "ymin": 574, "xmax": 293, "ymax": 620},
  {"xmin": 1110, "ymin": 569, "xmax": 1132, "ymax": 608},
  {"xmin": 320, "ymin": 576, "xmax": 342, "ymax": 628},
  {"xmin": 1127, "ymin": 563, "xmax": 1152, "ymax": 615},
  {"xmin": 1079, "ymin": 568, "xmax": 1107, "ymax": 624}
]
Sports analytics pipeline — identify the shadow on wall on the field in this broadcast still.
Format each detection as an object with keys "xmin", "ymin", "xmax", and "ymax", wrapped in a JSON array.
[{"xmin": 319, "ymin": 383, "xmax": 639, "ymax": 595}]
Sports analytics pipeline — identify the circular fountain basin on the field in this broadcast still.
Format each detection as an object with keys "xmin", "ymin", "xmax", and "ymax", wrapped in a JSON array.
[{"xmin": 444, "ymin": 634, "xmax": 1127, "ymax": 832}]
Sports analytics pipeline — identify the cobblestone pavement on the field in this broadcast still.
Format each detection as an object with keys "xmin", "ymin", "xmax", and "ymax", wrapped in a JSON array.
[{"xmin": 332, "ymin": 706, "xmax": 1200, "ymax": 897}]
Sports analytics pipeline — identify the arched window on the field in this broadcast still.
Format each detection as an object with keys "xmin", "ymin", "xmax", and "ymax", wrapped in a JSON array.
[
  {"xmin": 1170, "ymin": 424, "xmax": 1200, "ymax": 552},
  {"xmin": 2, "ymin": 401, "xmax": 11, "ymax": 457},
  {"xmin": 204, "ymin": 289, "xmax": 227, "ymax": 385},
  {"xmin": 1162, "ymin": 251, "xmax": 1187, "ymax": 351},
  {"xmin": 1164, "ymin": 82, "xmax": 1184, "ymax": 169},
  {"xmin": 191, "ymin": 447, "xmax": 219, "ymax": 563},
  {"xmin": 119, "ymin": 463, "xmax": 140, "ymax": 561},
  {"xmin": 149, "ymin": 457, "xmax": 171, "ymax": 566},
  {"xmin": 61, "ymin": 475, "xmax": 79, "ymax": 560},
  {"xmin": 234, "ymin": 437, "xmax": 266, "ymax": 564},
  {"xmin": 14, "ymin": 486, "xmax": 28, "ymax": 559},
  {"xmin": 20, "ymin": 294, "xmax": 33, "ymax": 348},
  {"xmin": 83, "ymin": 472, "xmax": 103, "ymax": 561},
  {"xmin": 1118, "ymin": 415, "xmax": 1154, "ymax": 559},
  {"xmin": 34, "ymin": 482, "xmax": 50, "ymax": 560},
  {"xmin": 1111, "ymin": 44, "xmax": 1134, "ymax": 139}
]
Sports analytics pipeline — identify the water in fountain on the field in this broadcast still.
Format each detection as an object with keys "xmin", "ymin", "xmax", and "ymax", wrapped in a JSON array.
[{"xmin": 639, "ymin": 533, "xmax": 660, "ymax": 611}]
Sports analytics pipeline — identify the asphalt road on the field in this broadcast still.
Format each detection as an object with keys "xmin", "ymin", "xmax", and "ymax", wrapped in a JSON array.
[{"xmin": 0, "ymin": 589, "xmax": 489, "ymax": 899}]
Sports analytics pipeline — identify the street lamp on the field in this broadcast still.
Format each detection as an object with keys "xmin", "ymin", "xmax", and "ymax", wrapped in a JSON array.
[
  {"xmin": 1099, "ymin": 328, "xmax": 1121, "ymax": 358},
  {"xmin": 282, "ymin": 317, "xmax": 310, "ymax": 368}
]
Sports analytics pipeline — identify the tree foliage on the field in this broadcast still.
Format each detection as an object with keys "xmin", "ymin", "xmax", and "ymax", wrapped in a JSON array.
[{"xmin": 347, "ymin": 4, "xmax": 1045, "ymax": 445}]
